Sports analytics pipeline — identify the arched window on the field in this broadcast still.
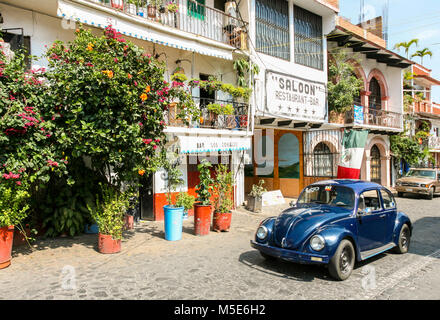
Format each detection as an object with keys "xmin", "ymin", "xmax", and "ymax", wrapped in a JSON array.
[
  {"xmin": 313, "ymin": 142, "xmax": 333, "ymax": 177},
  {"xmin": 369, "ymin": 77, "xmax": 382, "ymax": 110},
  {"xmin": 370, "ymin": 145, "xmax": 381, "ymax": 184}
]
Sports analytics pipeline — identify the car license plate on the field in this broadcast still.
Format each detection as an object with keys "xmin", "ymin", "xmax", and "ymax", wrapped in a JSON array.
[{"xmin": 406, "ymin": 188, "xmax": 413, "ymax": 192}]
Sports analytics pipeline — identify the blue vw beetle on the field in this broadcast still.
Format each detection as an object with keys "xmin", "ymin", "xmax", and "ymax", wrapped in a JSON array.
[{"xmin": 250, "ymin": 180, "xmax": 413, "ymax": 280}]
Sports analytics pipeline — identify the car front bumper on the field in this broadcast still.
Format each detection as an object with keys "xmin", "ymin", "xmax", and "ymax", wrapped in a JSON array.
[
  {"xmin": 250, "ymin": 240, "xmax": 329, "ymax": 265},
  {"xmin": 395, "ymin": 186, "xmax": 431, "ymax": 195}
]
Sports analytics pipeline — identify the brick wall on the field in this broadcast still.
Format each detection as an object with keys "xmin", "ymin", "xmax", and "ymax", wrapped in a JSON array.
[{"xmin": 337, "ymin": 16, "xmax": 387, "ymax": 48}]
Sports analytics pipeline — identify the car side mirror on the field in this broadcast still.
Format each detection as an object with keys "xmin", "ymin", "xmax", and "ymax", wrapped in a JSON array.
[{"xmin": 289, "ymin": 200, "xmax": 297, "ymax": 207}]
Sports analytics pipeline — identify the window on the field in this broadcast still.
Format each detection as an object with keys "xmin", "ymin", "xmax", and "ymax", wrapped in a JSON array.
[
  {"xmin": 359, "ymin": 190, "xmax": 382, "ymax": 213},
  {"xmin": 380, "ymin": 189, "xmax": 396, "ymax": 210},
  {"xmin": 313, "ymin": 142, "xmax": 333, "ymax": 177},
  {"xmin": 369, "ymin": 77, "xmax": 382, "ymax": 110},
  {"xmin": 294, "ymin": 5, "xmax": 323, "ymax": 70},
  {"xmin": 2, "ymin": 30, "xmax": 31, "ymax": 69},
  {"xmin": 298, "ymin": 185, "xmax": 355, "ymax": 210},
  {"xmin": 255, "ymin": 0, "xmax": 290, "ymax": 60}
]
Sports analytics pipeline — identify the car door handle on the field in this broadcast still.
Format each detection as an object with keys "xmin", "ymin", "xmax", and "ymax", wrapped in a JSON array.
[{"xmin": 379, "ymin": 214, "xmax": 386, "ymax": 218}]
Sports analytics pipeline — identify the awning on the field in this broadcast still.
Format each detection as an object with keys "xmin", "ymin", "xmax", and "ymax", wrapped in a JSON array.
[
  {"xmin": 178, "ymin": 135, "xmax": 251, "ymax": 154},
  {"xmin": 57, "ymin": 0, "xmax": 234, "ymax": 60}
]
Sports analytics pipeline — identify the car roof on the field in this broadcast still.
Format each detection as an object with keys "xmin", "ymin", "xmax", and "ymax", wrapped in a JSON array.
[
  {"xmin": 409, "ymin": 168, "xmax": 437, "ymax": 171},
  {"xmin": 309, "ymin": 179, "xmax": 383, "ymax": 194}
]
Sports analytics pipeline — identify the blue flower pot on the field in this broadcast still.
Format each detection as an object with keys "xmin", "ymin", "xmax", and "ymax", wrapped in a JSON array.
[
  {"xmin": 84, "ymin": 223, "xmax": 99, "ymax": 234},
  {"xmin": 164, "ymin": 206, "xmax": 184, "ymax": 241}
]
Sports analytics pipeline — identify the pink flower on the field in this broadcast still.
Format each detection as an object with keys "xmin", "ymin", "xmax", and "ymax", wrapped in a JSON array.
[
  {"xmin": 138, "ymin": 122, "xmax": 143, "ymax": 127},
  {"xmin": 16, "ymin": 181, "xmax": 22, "ymax": 186},
  {"xmin": 153, "ymin": 145, "xmax": 158, "ymax": 150},
  {"xmin": 143, "ymin": 139, "xmax": 152, "ymax": 144}
]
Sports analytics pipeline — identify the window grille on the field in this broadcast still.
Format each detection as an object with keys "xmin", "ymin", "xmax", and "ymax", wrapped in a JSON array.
[
  {"xmin": 255, "ymin": 0, "xmax": 290, "ymax": 60},
  {"xmin": 294, "ymin": 5, "xmax": 323, "ymax": 70}
]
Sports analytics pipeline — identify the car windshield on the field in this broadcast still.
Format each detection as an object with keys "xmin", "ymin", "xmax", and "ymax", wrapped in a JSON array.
[
  {"xmin": 297, "ymin": 185, "xmax": 355, "ymax": 209},
  {"xmin": 406, "ymin": 170, "xmax": 436, "ymax": 179}
]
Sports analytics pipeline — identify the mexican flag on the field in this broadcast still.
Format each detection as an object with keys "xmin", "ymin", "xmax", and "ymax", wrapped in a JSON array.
[{"xmin": 337, "ymin": 129, "xmax": 369, "ymax": 179}]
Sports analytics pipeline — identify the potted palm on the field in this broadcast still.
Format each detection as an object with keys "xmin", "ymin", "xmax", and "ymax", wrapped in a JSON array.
[
  {"xmin": 194, "ymin": 160, "xmax": 214, "ymax": 236},
  {"xmin": 163, "ymin": 157, "xmax": 185, "ymax": 241},
  {"xmin": 212, "ymin": 164, "xmax": 234, "ymax": 232},
  {"xmin": 0, "ymin": 181, "xmax": 30, "ymax": 269},
  {"xmin": 176, "ymin": 192, "xmax": 195, "ymax": 220},
  {"xmin": 88, "ymin": 183, "xmax": 129, "ymax": 254},
  {"xmin": 247, "ymin": 180, "xmax": 266, "ymax": 213}
]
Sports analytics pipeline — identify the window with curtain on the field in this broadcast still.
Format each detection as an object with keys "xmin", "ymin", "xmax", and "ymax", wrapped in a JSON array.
[
  {"xmin": 255, "ymin": 0, "xmax": 290, "ymax": 60},
  {"xmin": 294, "ymin": 5, "xmax": 323, "ymax": 70},
  {"xmin": 188, "ymin": 0, "xmax": 205, "ymax": 20}
]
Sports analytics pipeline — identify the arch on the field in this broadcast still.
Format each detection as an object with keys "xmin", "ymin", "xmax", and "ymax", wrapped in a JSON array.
[
  {"xmin": 364, "ymin": 136, "xmax": 390, "ymax": 186},
  {"xmin": 365, "ymin": 136, "xmax": 389, "ymax": 157},
  {"xmin": 278, "ymin": 133, "xmax": 300, "ymax": 179},
  {"xmin": 347, "ymin": 59, "xmax": 367, "ymax": 91},
  {"xmin": 367, "ymin": 68, "xmax": 389, "ymax": 108}
]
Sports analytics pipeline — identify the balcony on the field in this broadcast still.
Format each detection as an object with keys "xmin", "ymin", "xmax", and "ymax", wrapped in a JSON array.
[
  {"xmin": 429, "ymin": 136, "xmax": 440, "ymax": 151},
  {"xmin": 330, "ymin": 105, "xmax": 403, "ymax": 131},
  {"xmin": 86, "ymin": 0, "xmax": 248, "ymax": 50},
  {"xmin": 166, "ymin": 97, "xmax": 249, "ymax": 131}
]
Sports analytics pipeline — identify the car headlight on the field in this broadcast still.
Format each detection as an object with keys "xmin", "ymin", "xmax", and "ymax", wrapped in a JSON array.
[
  {"xmin": 310, "ymin": 235, "xmax": 325, "ymax": 251},
  {"xmin": 421, "ymin": 184, "xmax": 428, "ymax": 188},
  {"xmin": 256, "ymin": 226, "xmax": 268, "ymax": 240}
]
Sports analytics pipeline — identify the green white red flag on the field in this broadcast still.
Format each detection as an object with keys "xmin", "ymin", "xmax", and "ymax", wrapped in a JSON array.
[{"xmin": 337, "ymin": 129, "xmax": 369, "ymax": 179}]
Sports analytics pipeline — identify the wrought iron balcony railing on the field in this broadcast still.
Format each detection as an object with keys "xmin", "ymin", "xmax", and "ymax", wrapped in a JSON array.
[
  {"xmin": 166, "ymin": 97, "xmax": 249, "ymax": 131},
  {"xmin": 88, "ymin": 0, "xmax": 248, "ymax": 50},
  {"xmin": 331, "ymin": 105, "xmax": 403, "ymax": 130}
]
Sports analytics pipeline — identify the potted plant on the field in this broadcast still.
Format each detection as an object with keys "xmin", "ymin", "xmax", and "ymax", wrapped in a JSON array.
[
  {"xmin": 136, "ymin": 0, "xmax": 147, "ymax": 17},
  {"xmin": 126, "ymin": 0, "xmax": 138, "ymax": 14},
  {"xmin": 194, "ymin": 160, "xmax": 214, "ymax": 236},
  {"xmin": 148, "ymin": 0, "xmax": 161, "ymax": 18},
  {"xmin": 0, "ymin": 181, "xmax": 30, "ymax": 269},
  {"xmin": 207, "ymin": 103, "xmax": 235, "ymax": 128},
  {"xmin": 166, "ymin": 1, "xmax": 179, "ymax": 13},
  {"xmin": 111, "ymin": 0, "xmax": 124, "ymax": 10},
  {"xmin": 163, "ymin": 154, "xmax": 185, "ymax": 241},
  {"xmin": 247, "ymin": 180, "xmax": 266, "ymax": 213},
  {"xmin": 212, "ymin": 164, "xmax": 234, "ymax": 232},
  {"xmin": 88, "ymin": 183, "xmax": 129, "ymax": 254},
  {"xmin": 176, "ymin": 192, "xmax": 195, "ymax": 220}
]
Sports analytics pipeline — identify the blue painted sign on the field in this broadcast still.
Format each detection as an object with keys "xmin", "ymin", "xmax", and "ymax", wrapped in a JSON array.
[{"xmin": 354, "ymin": 105, "xmax": 364, "ymax": 125}]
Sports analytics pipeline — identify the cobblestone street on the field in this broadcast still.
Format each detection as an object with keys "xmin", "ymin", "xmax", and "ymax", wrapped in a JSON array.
[{"xmin": 1, "ymin": 195, "xmax": 439, "ymax": 300}]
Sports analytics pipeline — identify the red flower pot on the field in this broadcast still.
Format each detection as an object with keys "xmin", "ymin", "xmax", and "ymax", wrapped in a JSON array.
[
  {"xmin": 194, "ymin": 204, "xmax": 212, "ymax": 236},
  {"xmin": 212, "ymin": 211, "xmax": 232, "ymax": 232},
  {"xmin": 124, "ymin": 214, "xmax": 134, "ymax": 230},
  {"xmin": 0, "ymin": 226, "xmax": 14, "ymax": 269},
  {"xmin": 98, "ymin": 233, "xmax": 121, "ymax": 254}
]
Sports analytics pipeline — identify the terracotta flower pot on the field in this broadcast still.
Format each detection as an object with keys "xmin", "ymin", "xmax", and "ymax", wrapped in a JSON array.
[
  {"xmin": 212, "ymin": 211, "xmax": 232, "ymax": 232},
  {"xmin": 0, "ymin": 226, "xmax": 14, "ymax": 269},
  {"xmin": 147, "ymin": 5, "xmax": 157, "ymax": 18},
  {"xmin": 98, "ymin": 233, "xmax": 121, "ymax": 254},
  {"xmin": 194, "ymin": 204, "xmax": 212, "ymax": 236},
  {"xmin": 124, "ymin": 214, "xmax": 134, "ymax": 230}
]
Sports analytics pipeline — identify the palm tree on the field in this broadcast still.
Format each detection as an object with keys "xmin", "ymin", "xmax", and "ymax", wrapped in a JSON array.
[
  {"xmin": 394, "ymin": 39, "xmax": 419, "ymax": 59},
  {"xmin": 411, "ymin": 48, "xmax": 433, "ymax": 65}
]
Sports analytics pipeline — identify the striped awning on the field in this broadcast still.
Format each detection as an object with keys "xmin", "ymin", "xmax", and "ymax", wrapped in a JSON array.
[
  {"xmin": 178, "ymin": 135, "xmax": 251, "ymax": 154},
  {"xmin": 57, "ymin": 0, "xmax": 234, "ymax": 60}
]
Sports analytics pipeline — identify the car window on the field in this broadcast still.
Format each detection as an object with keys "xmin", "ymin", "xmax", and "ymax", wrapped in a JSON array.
[
  {"xmin": 359, "ymin": 190, "xmax": 382, "ymax": 213},
  {"xmin": 380, "ymin": 189, "xmax": 396, "ymax": 210}
]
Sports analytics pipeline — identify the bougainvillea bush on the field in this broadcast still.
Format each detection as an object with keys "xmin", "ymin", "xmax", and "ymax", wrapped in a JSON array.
[{"xmin": 44, "ymin": 26, "xmax": 198, "ymax": 185}]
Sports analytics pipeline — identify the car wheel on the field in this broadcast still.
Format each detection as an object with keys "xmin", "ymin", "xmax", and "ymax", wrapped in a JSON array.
[
  {"xmin": 259, "ymin": 251, "xmax": 276, "ymax": 261},
  {"xmin": 329, "ymin": 240, "xmax": 355, "ymax": 281},
  {"xmin": 427, "ymin": 187, "xmax": 434, "ymax": 200},
  {"xmin": 394, "ymin": 224, "xmax": 411, "ymax": 254},
  {"xmin": 397, "ymin": 192, "xmax": 403, "ymax": 198}
]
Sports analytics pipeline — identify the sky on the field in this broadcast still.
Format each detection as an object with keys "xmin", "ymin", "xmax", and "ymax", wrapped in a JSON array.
[{"xmin": 339, "ymin": 0, "xmax": 440, "ymax": 103}]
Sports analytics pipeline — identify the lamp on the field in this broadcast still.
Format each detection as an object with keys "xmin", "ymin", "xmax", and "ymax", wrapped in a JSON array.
[{"xmin": 0, "ymin": 13, "xmax": 4, "ymax": 24}]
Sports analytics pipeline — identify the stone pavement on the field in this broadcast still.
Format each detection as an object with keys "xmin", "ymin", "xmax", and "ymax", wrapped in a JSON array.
[{"xmin": 0, "ymin": 195, "xmax": 439, "ymax": 300}]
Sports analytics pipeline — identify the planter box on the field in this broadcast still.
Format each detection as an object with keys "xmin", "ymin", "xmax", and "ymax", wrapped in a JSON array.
[{"xmin": 247, "ymin": 196, "xmax": 262, "ymax": 213}]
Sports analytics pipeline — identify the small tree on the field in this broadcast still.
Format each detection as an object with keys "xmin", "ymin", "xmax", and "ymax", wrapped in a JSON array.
[
  {"xmin": 327, "ymin": 48, "xmax": 363, "ymax": 114},
  {"xmin": 163, "ymin": 153, "xmax": 184, "ymax": 207},
  {"xmin": 195, "ymin": 160, "xmax": 213, "ymax": 206},
  {"xmin": 212, "ymin": 164, "xmax": 234, "ymax": 213}
]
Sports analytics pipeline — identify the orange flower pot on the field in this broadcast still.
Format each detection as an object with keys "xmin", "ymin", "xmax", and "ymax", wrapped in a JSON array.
[
  {"xmin": 212, "ymin": 211, "xmax": 232, "ymax": 232},
  {"xmin": 194, "ymin": 204, "xmax": 212, "ymax": 236},
  {"xmin": 0, "ymin": 226, "xmax": 14, "ymax": 269},
  {"xmin": 98, "ymin": 233, "xmax": 121, "ymax": 254}
]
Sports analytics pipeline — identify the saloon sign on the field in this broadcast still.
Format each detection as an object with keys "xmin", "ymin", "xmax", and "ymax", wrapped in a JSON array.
[{"xmin": 265, "ymin": 71, "xmax": 326, "ymax": 122}]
